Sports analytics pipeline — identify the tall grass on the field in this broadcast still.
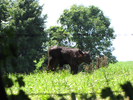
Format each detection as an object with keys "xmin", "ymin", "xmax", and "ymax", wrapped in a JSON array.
[{"xmin": 5, "ymin": 61, "xmax": 133, "ymax": 99}]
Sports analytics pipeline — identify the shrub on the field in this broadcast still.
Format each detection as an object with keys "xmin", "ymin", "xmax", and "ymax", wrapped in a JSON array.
[{"xmin": 84, "ymin": 55, "xmax": 108, "ymax": 73}]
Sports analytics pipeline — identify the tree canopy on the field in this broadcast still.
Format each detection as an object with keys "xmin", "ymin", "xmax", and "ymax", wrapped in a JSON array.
[
  {"xmin": 57, "ymin": 5, "xmax": 117, "ymax": 63},
  {"xmin": 46, "ymin": 26, "xmax": 72, "ymax": 47},
  {"xmin": 1, "ymin": 0, "xmax": 47, "ymax": 73}
]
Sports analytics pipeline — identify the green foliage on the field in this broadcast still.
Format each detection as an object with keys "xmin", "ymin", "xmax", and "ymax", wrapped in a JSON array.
[
  {"xmin": 0, "ymin": 0, "xmax": 10, "ymax": 22},
  {"xmin": 100, "ymin": 81, "xmax": 133, "ymax": 100},
  {"xmin": 0, "ymin": 1, "xmax": 30, "ymax": 99},
  {"xmin": 4, "ymin": 0, "xmax": 47, "ymax": 73},
  {"xmin": 47, "ymin": 26, "xmax": 72, "ymax": 47},
  {"xmin": 5, "ymin": 62, "xmax": 133, "ymax": 99},
  {"xmin": 58, "ymin": 4, "xmax": 117, "ymax": 63},
  {"xmin": 8, "ymin": 89, "xmax": 30, "ymax": 100},
  {"xmin": 34, "ymin": 55, "xmax": 45, "ymax": 70}
]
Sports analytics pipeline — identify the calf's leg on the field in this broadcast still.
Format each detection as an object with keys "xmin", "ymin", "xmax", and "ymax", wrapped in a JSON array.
[
  {"xmin": 70, "ymin": 65, "xmax": 76, "ymax": 74},
  {"xmin": 47, "ymin": 58, "xmax": 59, "ymax": 71}
]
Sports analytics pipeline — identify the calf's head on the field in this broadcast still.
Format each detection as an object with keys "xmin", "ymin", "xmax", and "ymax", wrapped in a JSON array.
[{"xmin": 79, "ymin": 50, "xmax": 92, "ymax": 64}]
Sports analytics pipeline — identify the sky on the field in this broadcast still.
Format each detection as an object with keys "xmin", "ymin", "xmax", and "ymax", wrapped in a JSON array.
[{"xmin": 39, "ymin": 0, "xmax": 133, "ymax": 61}]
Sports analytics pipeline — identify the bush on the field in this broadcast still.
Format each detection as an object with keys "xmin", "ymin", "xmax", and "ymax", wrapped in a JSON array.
[{"xmin": 84, "ymin": 55, "xmax": 108, "ymax": 73}]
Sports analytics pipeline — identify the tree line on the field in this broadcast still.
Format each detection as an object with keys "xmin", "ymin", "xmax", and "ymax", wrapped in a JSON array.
[{"xmin": 0, "ymin": 0, "xmax": 117, "ymax": 73}]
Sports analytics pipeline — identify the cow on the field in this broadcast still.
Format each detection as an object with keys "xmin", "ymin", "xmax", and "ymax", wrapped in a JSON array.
[{"xmin": 47, "ymin": 46, "xmax": 92, "ymax": 74}]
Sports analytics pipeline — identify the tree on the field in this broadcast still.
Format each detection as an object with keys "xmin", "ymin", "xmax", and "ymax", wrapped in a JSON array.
[
  {"xmin": 6, "ymin": 0, "xmax": 47, "ymax": 73},
  {"xmin": 47, "ymin": 26, "xmax": 71, "ymax": 47},
  {"xmin": 0, "ymin": 0, "xmax": 10, "ymax": 99},
  {"xmin": 0, "ymin": 0, "xmax": 10, "ymax": 30},
  {"xmin": 0, "ymin": 1, "xmax": 30, "ymax": 99},
  {"xmin": 58, "ymin": 5, "xmax": 117, "ymax": 63}
]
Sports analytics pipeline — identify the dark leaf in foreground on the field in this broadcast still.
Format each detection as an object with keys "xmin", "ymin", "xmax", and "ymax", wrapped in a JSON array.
[
  {"xmin": 15, "ymin": 76, "xmax": 25, "ymax": 87},
  {"xmin": 47, "ymin": 96, "xmax": 55, "ymax": 100},
  {"xmin": 120, "ymin": 81, "xmax": 133, "ymax": 99},
  {"xmin": 71, "ymin": 92, "xmax": 76, "ymax": 100},
  {"xmin": 101, "ymin": 87, "xmax": 114, "ymax": 99},
  {"xmin": 3, "ymin": 76, "xmax": 13, "ymax": 88}
]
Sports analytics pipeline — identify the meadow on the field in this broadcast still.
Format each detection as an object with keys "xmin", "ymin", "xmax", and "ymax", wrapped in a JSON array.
[{"xmin": 5, "ymin": 61, "xmax": 133, "ymax": 100}]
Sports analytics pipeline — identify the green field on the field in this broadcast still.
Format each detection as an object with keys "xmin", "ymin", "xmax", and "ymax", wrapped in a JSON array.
[{"xmin": 5, "ymin": 61, "xmax": 133, "ymax": 100}]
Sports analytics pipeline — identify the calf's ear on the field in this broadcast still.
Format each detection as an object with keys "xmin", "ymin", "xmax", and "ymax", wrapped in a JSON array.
[{"xmin": 79, "ymin": 50, "xmax": 84, "ymax": 55}]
